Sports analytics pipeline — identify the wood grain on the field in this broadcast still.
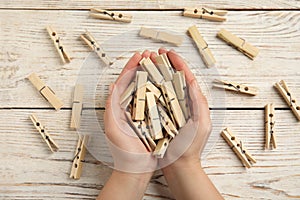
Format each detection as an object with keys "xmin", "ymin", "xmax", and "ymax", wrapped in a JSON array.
[
  {"xmin": 0, "ymin": 109, "xmax": 299, "ymax": 199},
  {"xmin": 0, "ymin": 0, "xmax": 299, "ymax": 10},
  {"xmin": 1, "ymin": 4, "xmax": 300, "ymax": 200},
  {"xmin": 0, "ymin": 10, "xmax": 299, "ymax": 109}
]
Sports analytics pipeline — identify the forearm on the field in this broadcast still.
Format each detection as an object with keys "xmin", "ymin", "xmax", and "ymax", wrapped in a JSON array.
[
  {"xmin": 162, "ymin": 158, "xmax": 223, "ymax": 200},
  {"xmin": 97, "ymin": 170, "xmax": 153, "ymax": 200}
]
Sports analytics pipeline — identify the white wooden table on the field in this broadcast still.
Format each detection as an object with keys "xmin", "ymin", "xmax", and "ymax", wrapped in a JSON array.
[{"xmin": 1, "ymin": 1, "xmax": 300, "ymax": 199}]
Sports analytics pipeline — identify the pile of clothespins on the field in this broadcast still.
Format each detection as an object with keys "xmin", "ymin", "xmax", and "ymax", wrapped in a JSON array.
[
  {"xmin": 119, "ymin": 55, "xmax": 190, "ymax": 158},
  {"xmin": 26, "ymin": 6, "xmax": 300, "ymax": 181}
]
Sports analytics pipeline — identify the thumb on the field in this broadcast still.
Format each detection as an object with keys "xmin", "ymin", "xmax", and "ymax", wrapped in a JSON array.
[
  {"xmin": 189, "ymin": 80, "xmax": 210, "ymax": 122},
  {"xmin": 109, "ymin": 83, "xmax": 115, "ymax": 95},
  {"xmin": 106, "ymin": 83, "xmax": 115, "ymax": 110}
]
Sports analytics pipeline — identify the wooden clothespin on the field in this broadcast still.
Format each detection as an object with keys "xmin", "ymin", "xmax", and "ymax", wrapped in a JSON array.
[
  {"xmin": 132, "ymin": 71, "xmax": 148, "ymax": 120},
  {"xmin": 145, "ymin": 92, "xmax": 163, "ymax": 140},
  {"xmin": 144, "ymin": 127, "xmax": 157, "ymax": 151},
  {"xmin": 80, "ymin": 31, "xmax": 113, "ymax": 66},
  {"xmin": 217, "ymin": 29, "xmax": 259, "ymax": 59},
  {"xmin": 161, "ymin": 81, "xmax": 186, "ymax": 128},
  {"xmin": 188, "ymin": 25, "xmax": 216, "ymax": 68},
  {"xmin": 120, "ymin": 82, "xmax": 135, "ymax": 108},
  {"xmin": 172, "ymin": 71, "xmax": 190, "ymax": 120},
  {"xmin": 274, "ymin": 80, "xmax": 300, "ymax": 121},
  {"xmin": 139, "ymin": 57, "xmax": 164, "ymax": 86},
  {"xmin": 153, "ymin": 137, "xmax": 171, "ymax": 158},
  {"xmin": 90, "ymin": 8, "xmax": 132, "ymax": 23},
  {"xmin": 221, "ymin": 128, "xmax": 256, "ymax": 168},
  {"xmin": 139, "ymin": 120, "xmax": 157, "ymax": 151},
  {"xmin": 139, "ymin": 27, "xmax": 184, "ymax": 46},
  {"xmin": 70, "ymin": 84, "xmax": 84, "ymax": 130},
  {"xmin": 157, "ymin": 105, "xmax": 178, "ymax": 139},
  {"xmin": 46, "ymin": 26, "xmax": 71, "ymax": 64},
  {"xmin": 155, "ymin": 53, "xmax": 174, "ymax": 81},
  {"xmin": 146, "ymin": 81, "xmax": 167, "ymax": 108},
  {"xmin": 140, "ymin": 121, "xmax": 157, "ymax": 151},
  {"xmin": 70, "ymin": 135, "xmax": 89, "ymax": 179},
  {"xmin": 183, "ymin": 7, "xmax": 227, "ymax": 22},
  {"xmin": 29, "ymin": 114, "xmax": 59, "ymax": 152},
  {"xmin": 28, "ymin": 73, "xmax": 63, "ymax": 110},
  {"xmin": 265, "ymin": 103, "xmax": 276, "ymax": 149},
  {"xmin": 125, "ymin": 111, "xmax": 155, "ymax": 151},
  {"xmin": 213, "ymin": 79, "xmax": 258, "ymax": 96}
]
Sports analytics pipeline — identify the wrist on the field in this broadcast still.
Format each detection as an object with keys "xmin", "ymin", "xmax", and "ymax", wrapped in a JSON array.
[
  {"xmin": 112, "ymin": 169, "xmax": 153, "ymax": 186},
  {"xmin": 162, "ymin": 156, "xmax": 202, "ymax": 174}
]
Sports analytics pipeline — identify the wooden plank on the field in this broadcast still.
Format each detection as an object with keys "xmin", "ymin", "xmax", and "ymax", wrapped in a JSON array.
[
  {"xmin": 0, "ymin": 109, "xmax": 299, "ymax": 199},
  {"xmin": 0, "ymin": 10, "xmax": 299, "ymax": 108},
  {"xmin": 204, "ymin": 110, "xmax": 300, "ymax": 199},
  {"xmin": 0, "ymin": 109, "xmax": 171, "ymax": 199},
  {"xmin": 0, "ymin": 0, "xmax": 299, "ymax": 9}
]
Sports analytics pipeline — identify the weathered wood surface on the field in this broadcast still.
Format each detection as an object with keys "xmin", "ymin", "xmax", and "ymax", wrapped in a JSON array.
[
  {"xmin": 0, "ymin": 0, "xmax": 299, "ymax": 9},
  {"xmin": 1, "ymin": 2, "xmax": 300, "ymax": 200},
  {"xmin": 0, "ymin": 10, "xmax": 299, "ymax": 109},
  {"xmin": 0, "ymin": 109, "xmax": 299, "ymax": 199}
]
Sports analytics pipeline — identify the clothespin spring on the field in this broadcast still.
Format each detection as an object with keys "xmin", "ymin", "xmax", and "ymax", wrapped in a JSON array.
[{"xmin": 72, "ymin": 147, "xmax": 86, "ymax": 166}]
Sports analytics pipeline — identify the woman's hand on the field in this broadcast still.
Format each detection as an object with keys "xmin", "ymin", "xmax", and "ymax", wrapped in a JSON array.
[
  {"xmin": 149, "ymin": 48, "xmax": 222, "ymax": 200},
  {"xmin": 149, "ymin": 48, "xmax": 212, "ymax": 168},
  {"xmin": 100, "ymin": 49, "xmax": 222, "ymax": 200},
  {"xmin": 104, "ymin": 51, "xmax": 158, "ymax": 173}
]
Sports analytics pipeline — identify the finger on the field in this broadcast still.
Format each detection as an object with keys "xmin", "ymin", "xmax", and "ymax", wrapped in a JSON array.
[
  {"xmin": 150, "ymin": 51, "xmax": 158, "ymax": 65},
  {"xmin": 142, "ymin": 50, "xmax": 151, "ymax": 58},
  {"xmin": 115, "ymin": 52, "xmax": 142, "ymax": 85},
  {"xmin": 105, "ymin": 83, "xmax": 115, "ymax": 110},
  {"xmin": 189, "ymin": 79, "xmax": 210, "ymax": 123},
  {"xmin": 109, "ymin": 83, "xmax": 114, "ymax": 95},
  {"xmin": 158, "ymin": 47, "xmax": 168, "ymax": 55},
  {"xmin": 167, "ymin": 50, "xmax": 196, "ymax": 84}
]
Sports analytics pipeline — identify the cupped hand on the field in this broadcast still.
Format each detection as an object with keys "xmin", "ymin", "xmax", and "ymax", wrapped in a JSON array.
[
  {"xmin": 150, "ymin": 48, "xmax": 212, "ymax": 167},
  {"xmin": 105, "ymin": 48, "xmax": 212, "ymax": 172},
  {"xmin": 104, "ymin": 51, "xmax": 158, "ymax": 173}
]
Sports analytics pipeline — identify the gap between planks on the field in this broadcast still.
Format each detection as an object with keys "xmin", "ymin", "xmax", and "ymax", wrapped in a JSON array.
[
  {"xmin": 0, "ymin": 8, "xmax": 300, "ymax": 11},
  {"xmin": 0, "ymin": 107, "xmax": 292, "ymax": 110}
]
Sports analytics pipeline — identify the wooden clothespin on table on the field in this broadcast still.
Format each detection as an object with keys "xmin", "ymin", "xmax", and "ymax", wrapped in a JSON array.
[
  {"xmin": 183, "ymin": 7, "xmax": 227, "ymax": 22},
  {"xmin": 213, "ymin": 79, "xmax": 258, "ymax": 96},
  {"xmin": 139, "ymin": 27, "xmax": 184, "ymax": 46},
  {"xmin": 90, "ymin": 8, "xmax": 132, "ymax": 23},
  {"xmin": 132, "ymin": 71, "xmax": 148, "ymax": 120},
  {"xmin": 221, "ymin": 128, "xmax": 256, "ymax": 168},
  {"xmin": 265, "ymin": 103, "xmax": 276, "ymax": 149},
  {"xmin": 188, "ymin": 25, "xmax": 216, "ymax": 68},
  {"xmin": 217, "ymin": 29, "xmax": 259, "ymax": 59},
  {"xmin": 70, "ymin": 135, "xmax": 89, "ymax": 179},
  {"xmin": 46, "ymin": 26, "xmax": 71, "ymax": 64},
  {"xmin": 274, "ymin": 80, "xmax": 300, "ymax": 121},
  {"xmin": 27, "ymin": 73, "xmax": 63, "ymax": 110},
  {"xmin": 80, "ymin": 31, "xmax": 113, "ymax": 66},
  {"xmin": 29, "ymin": 114, "xmax": 59, "ymax": 152},
  {"xmin": 70, "ymin": 84, "xmax": 84, "ymax": 130}
]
